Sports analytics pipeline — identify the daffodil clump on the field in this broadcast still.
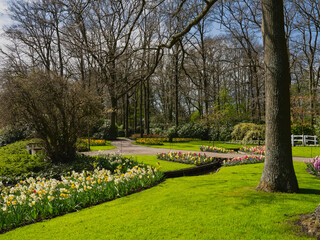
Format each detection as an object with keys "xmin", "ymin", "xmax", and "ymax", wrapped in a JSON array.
[
  {"xmin": 157, "ymin": 152, "xmax": 218, "ymax": 165},
  {"xmin": 162, "ymin": 138, "xmax": 197, "ymax": 143},
  {"xmin": 199, "ymin": 146, "xmax": 234, "ymax": 153},
  {"xmin": 0, "ymin": 155, "xmax": 163, "ymax": 232},
  {"xmin": 136, "ymin": 138, "xmax": 164, "ymax": 145},
  {"xmin": 239, "ymin": 146, "xmax": 265, "ymax": 155},
  {"xmin": 224, "ymin": 155, "xmax": 265, "ymax": 167},
  {"xmin": 84, "ymin": 139, "xmax": 107, "ymax": 146}
]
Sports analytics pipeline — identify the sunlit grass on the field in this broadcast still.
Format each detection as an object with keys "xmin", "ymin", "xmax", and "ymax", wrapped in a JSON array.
[{"xmin": 1, "ymin": 161, "xmax": 318, "ymax": 239}]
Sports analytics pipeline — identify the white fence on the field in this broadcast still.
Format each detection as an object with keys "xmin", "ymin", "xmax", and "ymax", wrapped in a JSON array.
[{"xmin": 291, "ymin": 135, "xmax": 318, "ymax": 146}]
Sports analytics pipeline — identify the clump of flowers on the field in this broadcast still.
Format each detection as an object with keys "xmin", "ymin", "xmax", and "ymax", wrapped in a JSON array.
[
  {"xmin": 136, "ymin": 138, "xmax": 164, "ymax": 145},
  {"xmin": 239, "ymin": 146, "xmax": 265, "ymax": 155},
  {"xmin": 163, "ymin": 138, "xmax": 197, "ymax": 143},
  {"xmin": 305, "ymin": 156, "xmax": 320, "ymax": 176},
  {"xmin": 199, "ymin": 146, "xmax": 234, "ymax": 153},
  {"xmin": 224, "ymin": 155, "xmax": 265, "ymax": 167},
  {"xmin": 157, "ymin": 152, "xmax": 218, "ymax": 165},
  {"xmin": 0, "ymin": 154, "xmax": 163, "ymax": 232},
  {"xmin": 84, "ymin": 139, "xmax": 107, "ymax": 146}
]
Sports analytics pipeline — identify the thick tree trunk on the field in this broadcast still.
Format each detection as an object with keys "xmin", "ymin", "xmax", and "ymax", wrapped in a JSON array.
[{"xmin": 257, "ymin": 0, "xmax": 299, "ymax": 193}]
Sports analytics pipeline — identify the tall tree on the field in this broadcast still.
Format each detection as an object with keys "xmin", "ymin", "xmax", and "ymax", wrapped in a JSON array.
[{"xmin": 257, "ymin": 0, "xmax": 299, "ymax": 193}]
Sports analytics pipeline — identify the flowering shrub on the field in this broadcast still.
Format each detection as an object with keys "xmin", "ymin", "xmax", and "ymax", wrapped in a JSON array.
[
  {"xmin": 199, "ymin": 146, "xmax": 234, "ymax": 153},
  {"xmin": 224, "ymin": 155, "xmax": 265, "ymax": 167},
  {"xmin": 157, "ymin": 152, "xmax": 218, "ymax": 165},
  {"xmin": 239, "ymin": 146, "xmax": 265, "ymax": 155},
  {"xmin": 305, "ymin": 156, "xmax": 320, "ymax": 176},
  {"xmin": 136, "ymin": 138, "xmax": 164, "ymax": 145},
  {"xmin": 0, "ymin": 154, "xmax": 163, "ymax": 232}
]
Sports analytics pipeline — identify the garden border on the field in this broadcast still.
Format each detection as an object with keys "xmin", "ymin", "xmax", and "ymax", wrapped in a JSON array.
[{"xmin": 163, "ymin": 158, "xmax": 226, "ymax": 178}]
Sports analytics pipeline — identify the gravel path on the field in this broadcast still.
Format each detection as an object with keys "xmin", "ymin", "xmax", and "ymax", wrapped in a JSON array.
[{"xmin": 83, "ymin": 138, "xmax": 309, "ymax": 162}]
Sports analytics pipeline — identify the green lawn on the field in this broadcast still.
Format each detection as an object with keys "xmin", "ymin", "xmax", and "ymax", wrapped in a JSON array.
[
  {"xmin": 133, "ymin": 140, "xmax": 252, "ymax": 151},
  {"xmin": 129, "ymin": 155, "xmax": 194, "ymax": 172},
  {"xmin": 1, "ymin": 161, "xmax": 319, "ymax": 240},
  {"xmin": 89, "ymin": 144, "xmax": 116, "ymax": 151},
  {"xmin": 292, "ymin": 146, "xmax": 320, "ymax": 158},
  {"xmin": 134, "ymin": 140, "xmax": 320, "ymax": 158}
]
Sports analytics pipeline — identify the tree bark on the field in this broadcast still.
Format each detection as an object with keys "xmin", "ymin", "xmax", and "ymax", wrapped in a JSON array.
[{"xmin": 257, "ymin": 0, "xmax": 299, "ymax": 193}]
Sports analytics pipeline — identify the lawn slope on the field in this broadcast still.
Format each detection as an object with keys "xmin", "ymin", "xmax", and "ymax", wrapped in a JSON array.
[{"xmin": 1, "ymin": 161, "xmax": 319, "ymax": 240}]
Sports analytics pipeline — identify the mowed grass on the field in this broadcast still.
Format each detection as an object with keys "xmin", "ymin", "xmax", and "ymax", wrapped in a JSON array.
[
  {"xmin": 134, "ymin": 140, "xmax": 320, "ymax": 158},
  {"xmin": 89, "ymin": 144, "xmax": 116, "ymax": 151},
  {"xmin": 1, "ymin": 161, "xmax": 319, "ymax": 240},
  {"xmin": 129, "ymin": 155, "xmax": 194, "ymax": 172},
  {"xmin": 133, "ymin": 140, "xmax": 251, "ymax": 151},
  {"xmin": 292, "ymin": 146, "xmax": 320, "ymax": 158}
]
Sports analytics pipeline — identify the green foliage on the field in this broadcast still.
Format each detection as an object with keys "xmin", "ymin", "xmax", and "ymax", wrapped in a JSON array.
[
  {"xmin": 0, "ymin": 126, "xmax": 30, "ymax": 147},
  {"xmin": 291, "ymin": 122, "xmax": 314, "ymax": 135},
  {"xmin": 166, "ymin": 122, "xmax": 209, "ymax": 140},
  {"xmin": 190, "ymin": 110, "xmax": 200, "ymax": 122},
  {"xmin": 92, "ymin": 119, "xmax": 118, "ymax": 140},
  {"xmin": 231, "ymin": 123, "xmax": 265, "ymax": 144},
  {"xmin": 166, "ymin": 126, "xmax": 179, "ymax": 140},
  {"xmin": 76, "ymin": 139, "xmax": 89, "ymax": 152},
  {"xmin": 314, "ymin": 116, "xmax": 320, "ymax": 137},
  {"xmin": 151, "ymin": 127, "xmax": 164, "ymax": 136},
  {"xmin": 0, "ymin": 140, "xmax": 46, "ymax": 181}
]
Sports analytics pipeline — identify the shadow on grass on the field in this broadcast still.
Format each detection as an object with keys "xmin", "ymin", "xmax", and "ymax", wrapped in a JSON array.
[{"xmin": 299, "ymin": 188, "xmax": 320, "ymax": 195}]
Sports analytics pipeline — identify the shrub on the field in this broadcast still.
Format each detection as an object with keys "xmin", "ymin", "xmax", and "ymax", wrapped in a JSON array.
[
  {"xmin": 231, "ymin": 123, "xmax": 265, "ymax": 144},
  {"xmin": 0, "ymin": 125, "xmax": 31, "ymax": 147},
  {"xmin": 0, "ymin": 140, "xmax": 46, "ymax": 181},
  {"xmin": 166, "ymin": 126, "xmax": 179, "ymax": 140},
  {"xmin": 131, "ymin": 134, "xmax": 163, "ymax": 140},
  {"xmin": 92, "ymin": 119, "xmax": 118, "ymax": 140},
  {"xmin": 151, "ymin": 128, "xmax": 164, "ymax": 136},
  {"xmin": 291, "ymin": 122, "xmax": 314, "ymax": 135},
  {"xmin": 0, "ymin": 71, "xmax": 103, "ymax": 163}
]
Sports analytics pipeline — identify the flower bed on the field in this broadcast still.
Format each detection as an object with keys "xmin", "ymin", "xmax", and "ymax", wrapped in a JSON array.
[
  {"xmin": 157, "ymin": 152, "xmax": 218, "ymax": 165},
  {"xmin": 224, "ymin": 155, "xmax": 265, "ymax": 167},
  {"xmin": 136, "ymin": 138, "xmax": 164, "ymax": 145},
  {"xmin": 199, "ymin": 146, "xmax": 234, "ymax": 153},
  {"xmin": 163, "ymin": 138, "xmax": 198, "ymax": 143},
  {"xmin": 239, "ymin": 146, "xmax": 265, "ymax": 155},
  {"xmin": 0, "ymin": 154, "xmax": 163, "ymax": 232},
  {"xmin": 305, "ymin": 156, "xmax": 320, "ymax": 176}
]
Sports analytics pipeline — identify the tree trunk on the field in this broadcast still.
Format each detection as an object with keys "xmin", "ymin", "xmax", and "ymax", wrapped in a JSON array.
[
  {"xmin": 140, "ymin": 81, "xmax": 144, "ymax": 138},
  {"xmin": 109, "ymin": 96, "xmax": 118, "ymax": 140},
  {"xmin": 257, "ymin": 0, "xmax": 299, "ymax": 193},
  {"xmin": 174, "ymin": 47, "xmax": 179, "ymax": 127},
  {"xmin": 125, "ymin": 93, "xmax": 129, "ymax": 137}
]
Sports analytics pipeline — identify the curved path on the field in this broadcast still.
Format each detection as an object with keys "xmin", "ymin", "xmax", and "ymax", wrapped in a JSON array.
[{"xmin": 83, "ymin": 138, "xmax": 309, "ymax": 162}]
